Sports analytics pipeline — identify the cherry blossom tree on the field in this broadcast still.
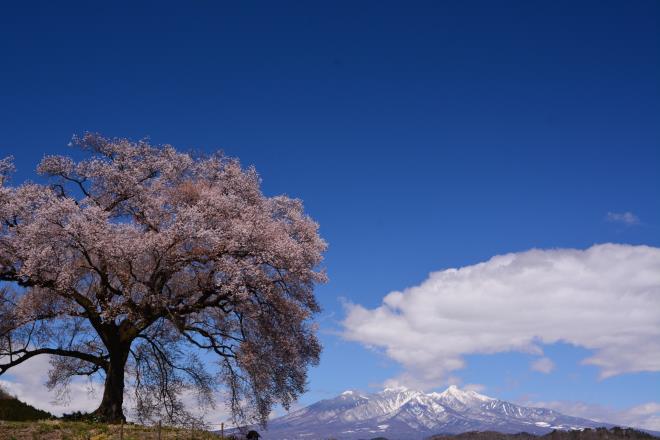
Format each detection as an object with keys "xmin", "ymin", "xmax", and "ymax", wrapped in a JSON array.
[{"xmin": 0, "ymin": 134, "xmax": 326, "ymax": 424}]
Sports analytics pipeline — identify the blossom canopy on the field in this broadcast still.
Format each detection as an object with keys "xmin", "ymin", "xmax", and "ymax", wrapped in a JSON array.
[{"xmin": 0, "ymin": 134, "xmax": 327, "ymax": 424}]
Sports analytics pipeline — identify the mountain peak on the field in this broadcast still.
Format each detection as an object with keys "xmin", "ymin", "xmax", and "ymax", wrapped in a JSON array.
[
  {"xmin": 430, "ymin": 385, "xmax": 494, "ymax": 405},
  {"xmin": 260, "ymin": 387, "xmax": 611, "ymax": 439}
]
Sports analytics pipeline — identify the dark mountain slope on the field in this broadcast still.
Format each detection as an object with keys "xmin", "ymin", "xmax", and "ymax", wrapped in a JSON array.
[{"xmin": 0, "ymin": 386, "xmax": 53, "ymax": 421}]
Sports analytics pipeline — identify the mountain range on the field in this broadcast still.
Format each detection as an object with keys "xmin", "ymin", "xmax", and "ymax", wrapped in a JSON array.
[{"xmin": 250, "ymin": 386, "xmax": 615, "ymax": 440}]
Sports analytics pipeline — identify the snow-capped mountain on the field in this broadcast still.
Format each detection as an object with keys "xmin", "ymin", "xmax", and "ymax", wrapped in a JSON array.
[{"xmin": 252, "ymin": 385, "xmax": 612, "ymax": 440}]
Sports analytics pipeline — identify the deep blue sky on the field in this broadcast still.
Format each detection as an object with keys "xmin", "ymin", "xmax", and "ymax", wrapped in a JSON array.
[{"xmin": 1, "ymin": 0, "xmax": 659, "ymax": 424}]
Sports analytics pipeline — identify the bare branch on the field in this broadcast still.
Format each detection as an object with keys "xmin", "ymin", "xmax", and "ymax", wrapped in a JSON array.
[{"xmin": 0, "ymin": 347, "xmax": 108, "ymax": 375}]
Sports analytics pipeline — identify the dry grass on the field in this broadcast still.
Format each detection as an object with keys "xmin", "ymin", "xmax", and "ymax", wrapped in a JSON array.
[{"xmin": 0, "ymin": 420, "xmax": 223, "ymax": 440}]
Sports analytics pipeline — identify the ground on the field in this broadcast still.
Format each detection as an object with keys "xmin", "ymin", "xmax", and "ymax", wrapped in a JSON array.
[{"xmin": 0, "ymin": 420, "xmax": 221, "ymax": 440}]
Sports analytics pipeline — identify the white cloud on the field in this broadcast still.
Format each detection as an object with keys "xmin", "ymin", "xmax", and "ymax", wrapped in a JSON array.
[
  {"xmin": 463, "ymin": 383, "xmax": 487, "ymax": 393},
  {"xmin": 0, "ymin": 355, "xmax": 232, "ymax": 426},
  {"xmin": 342, "ymin": 244, "xmax": 660, "ymax": 389},
  {"xmin": 524, "ymin": 400, "xmax": 660, "ymax": 432},
  {"xmin": 606, "ymin": 212, "xmax": 640, "ymax": 226},
  {"xmin": 0, "ymin": 355, "xmax": 101, "ymax": 416},
  {"xmin": 530, "ymin": 357, "xmax": 555, "ymax": 374}
]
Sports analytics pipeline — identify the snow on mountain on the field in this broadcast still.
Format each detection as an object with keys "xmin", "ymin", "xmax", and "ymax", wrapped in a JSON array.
[{"xmin": 247, "ymin": 386, "xmax": 612, "ymax": 440}]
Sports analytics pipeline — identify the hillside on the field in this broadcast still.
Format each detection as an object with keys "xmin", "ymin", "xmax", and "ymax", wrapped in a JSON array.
[{"xmin": 0, "ymin": 386, "xmax": 53, "ymax": 422}]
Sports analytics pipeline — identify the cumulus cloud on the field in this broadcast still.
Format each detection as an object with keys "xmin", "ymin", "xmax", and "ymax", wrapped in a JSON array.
[
  {"xmin": 523, "ymin": 400, "xmax": 660, "ymax": 432},
  {"xmin": 0, "ymin": 355, "xmax": 231, "ymax": 426},
  {"xmin": 530, "ymin": 357, "xmax": 555, "ymax": 374},
  {"xmin": 606, "ymin": 212, "xmax": 640, "ymax": 226},
  {"xmin": 0, "ymin": 355, "xmax": 101, "ymax": 416},
  {"xmin": 342, "ymin": 244, "xmax": 660, "ymax": 389},
  {"xmin": 463, "ymin": 383, "xmax": 487, "ymax": 393}
]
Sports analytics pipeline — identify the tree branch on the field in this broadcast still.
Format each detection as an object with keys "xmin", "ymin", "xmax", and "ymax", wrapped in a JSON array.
[{"xmin": 0, "ymin": 347, "xmax": 108, "ymax": 375}]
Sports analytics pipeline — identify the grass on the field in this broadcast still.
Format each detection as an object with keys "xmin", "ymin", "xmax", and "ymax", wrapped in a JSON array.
[{"xmin": 0, "ymin": 420, "xmax": 226, "ymax": 440}]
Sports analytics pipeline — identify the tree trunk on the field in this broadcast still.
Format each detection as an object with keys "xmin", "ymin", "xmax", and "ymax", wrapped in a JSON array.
[{"xmin": 94, "ymin": 349, "xmax": 129, "ymax": 422}]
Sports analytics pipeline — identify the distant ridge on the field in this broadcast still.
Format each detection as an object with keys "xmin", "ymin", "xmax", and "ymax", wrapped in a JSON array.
[
  {"xmin": 0, "ymin": 385, "xmax": 53, "ymax": 421},
  {"xmin": 238, "ymin": 386, "xmax": 629, "ymax": 440}
]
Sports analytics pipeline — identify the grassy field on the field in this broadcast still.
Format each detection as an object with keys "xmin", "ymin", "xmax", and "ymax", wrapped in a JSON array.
[{"xmin": 0, "ymin": 420, "xmax": 224, "ymax": 440}]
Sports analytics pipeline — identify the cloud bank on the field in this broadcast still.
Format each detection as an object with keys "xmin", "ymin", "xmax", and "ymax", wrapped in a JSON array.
[
  {"xmin": 0, "ymin": 355, "xmax": 230, "ymax": 425},
  {"xmin": 342, "ymin": 244, "xmax": 660, "ymax": 389},
  {"xmin": 524, "ymin": 400, "xmax": 660, "ymax": 432},
  {"xmin": 0, "ymin": 355, "xmax": 101, "ymax": 416}
]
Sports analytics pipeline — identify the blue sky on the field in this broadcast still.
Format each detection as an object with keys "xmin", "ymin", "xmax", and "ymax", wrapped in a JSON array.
[{"xmin": 0, "ymin": 0, "xmax": 659, "ymax": 429}]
